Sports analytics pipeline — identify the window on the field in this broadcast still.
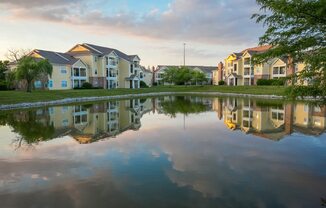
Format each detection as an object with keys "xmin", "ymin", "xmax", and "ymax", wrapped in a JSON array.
[
  {"xmin": 48, "ymin": 80, "xmax": 53, "ymax": 88},
  {"xmin": 233, "ymin": 64, "xmax": 237, "ymax": 72},
  {"xmin": 273, "ymin": 66, "xmax": 286, "ymax": 77},
  {"xmin": 95, "ymin": 69, "xmax": 98, "ymax": 75},
  {"xmin": 244, "ymin": 58, "xmax": 250, "ymax": 65},
  {"xmin": 280, "ymin": 66, "xmax": 285, "ymax": 74},
  {"xmin": 273, "ymin": 67, "xmax": 279, "ymax": 75},
  {"xmin": 73, "ymin": 68, "xmax": 79, "ymax": 76},
  {"xmin": 34, "ymin": 81, "xmax": 42, "ymax": 88},
  {"xmin": 130, "ymin": 64, "xmax": 134, "ymax": 74},
  {"xmin": 48, "ymin": 107, "xmax": 54, "ymax": 115},
  {"xmin": 105, "ymin": 57, "xmax": 109, "ymax": 65},
  {"xmin": 62, "ymin": 119, "xmax": 69, "ymax": 127},
  {"xmin": 61, "ymin": 80, "xmax": 67, "ymax": 88},
  {"xmin": 60, "ymin": 66, "xmax": 67, "ymax": 74},
  {"xmin": 94, "ymin": 56, "xmax": 98, "ymax": 62},
  {"xmin": 80, "ymin": 68, "xmax": 86, "ymax": 76},
  {"xmin": 62, "ymin": 106, "xmax": 69, "ymax": 113}
]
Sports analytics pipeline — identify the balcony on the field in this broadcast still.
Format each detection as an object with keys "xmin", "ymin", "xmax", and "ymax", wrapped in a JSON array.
[
  {"xmin": 244, "ymin": 68, "xmax": 254, "ymax": 78},
  {"xmin": 106, "ymin": 57, "xmax": 118, "ymax": 67},
  {"xmin": 244, "ymin": 58, "xmax": 251, "ymax": 66},
  {"xmin": 106, "ymin": 69, "xmax": 118, "ymax": 80},
  {"xmin": 72, "ymin": 68, "xmax": 87, "ymax": 79}
]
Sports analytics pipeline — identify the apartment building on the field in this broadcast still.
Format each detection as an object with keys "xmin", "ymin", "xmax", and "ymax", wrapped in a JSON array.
[
  {"xmin": 213, "ymin": 45, "xmax": 306, "ymax": 86},
  {"xmin": 10, "ymin": 43, "xmax": 143, "ymax": 90},
  {"xmin": 67, "ymin": 43, "xmax": 142, "ymax": 89},
  {"xmin": 28, "ymin": 49, "xmax": 88, "ymax": 90}
]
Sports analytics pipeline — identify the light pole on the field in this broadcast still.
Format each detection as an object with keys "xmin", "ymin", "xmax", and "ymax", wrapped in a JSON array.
[{"xmin": 183, "ymin": 43, "xmax": 186, "ymax": 66}]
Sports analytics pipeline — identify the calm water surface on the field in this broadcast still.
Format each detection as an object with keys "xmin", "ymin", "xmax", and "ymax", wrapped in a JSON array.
[{"xmin": 0, "ymin": 96, "xmax": 325, "ymax": 208}]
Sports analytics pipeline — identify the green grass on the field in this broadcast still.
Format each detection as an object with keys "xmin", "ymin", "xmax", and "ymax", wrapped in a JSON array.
[{"xmin": 0, "ymin": 85, "xmax": 287, "ymax": 105}]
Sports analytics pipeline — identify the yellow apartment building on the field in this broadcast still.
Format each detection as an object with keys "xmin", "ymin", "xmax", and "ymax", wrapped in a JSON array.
[{"xmin": 213, "ymin": 45, "xmax": 307, "ymax": 86}]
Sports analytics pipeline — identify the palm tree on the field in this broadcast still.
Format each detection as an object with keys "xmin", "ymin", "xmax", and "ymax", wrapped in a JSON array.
[{"xmin": 15, "ymin": 56, "xmax": 52, "ymax": 92}]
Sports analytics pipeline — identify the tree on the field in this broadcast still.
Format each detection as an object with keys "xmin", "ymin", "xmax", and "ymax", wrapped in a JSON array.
[
  {"xmin": 191, "ymin": 71, "xmax": 207, "ymax": 85},
  {"xmin": 0, "ymin": 61, "xmax": 9, "ymax": 90},
  {"xmin": 252, "ymin": 0, "xmax": 326, "ymax": 98},
  {"xmin": 6, "ymin": 48, "xmax": 31, "ymax": 62},
  {"xmin": 162, "ymin": 66, "xmax": 178, "ymax": 84},
  {"xmin": 0, "ymin": 60, "xmax": 9, "ymax": 80},
  {"xmin": 15, "ymin": 57, "xmax": 53, "ymax": 92}
]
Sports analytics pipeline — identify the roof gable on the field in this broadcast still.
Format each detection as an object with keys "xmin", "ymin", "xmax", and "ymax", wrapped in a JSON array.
[
  {"xmin": 69, "ymin": 44, "xmax": 91, "ymax": 53},
  {"xmin": 81, "ymin": 43, "xmax": 138, "ymax": 62},
  {"xmin": 271, "ymin": 58, "xmax": 287, "ymax": 66},
  {"xmin": 29, "ymin": 51, "xmax": 45, "ymax": 59},
  {"xmin": 33, "ymin": 49, "xmax": 79, "ymax": 65}
]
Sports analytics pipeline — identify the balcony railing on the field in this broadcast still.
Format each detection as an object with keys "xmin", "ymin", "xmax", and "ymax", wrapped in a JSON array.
[
  {"xmin": 244, "ymin": 61, "xmax": 251, "ymax": 65},
  {"xmin": 244, "ymin": 69, "xmax": 254, "ymax": 76},
  {"xmin": 109, "ymin": 61, "xmax": 118, "ymax": 66}
]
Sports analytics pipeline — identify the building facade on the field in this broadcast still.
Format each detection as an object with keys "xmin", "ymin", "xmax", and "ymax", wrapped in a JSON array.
[
  {"xmin": 213, "ymin": 45, "xmax": 306, "ymax": 86},
  {"xmin": 10, "ymin": 43, "xmax": 143, "ymax": 90}
]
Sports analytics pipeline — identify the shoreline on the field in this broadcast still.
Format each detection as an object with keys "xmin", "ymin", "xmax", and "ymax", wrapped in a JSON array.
[{"xmin": 0, "ymin": 91, "xmax": 289, "ymax": 111}]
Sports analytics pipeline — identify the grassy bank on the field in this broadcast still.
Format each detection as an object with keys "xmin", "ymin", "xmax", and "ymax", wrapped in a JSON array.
[{"xmin": 0, "ymin": 85, "xmax": 287, "ymax": 105}]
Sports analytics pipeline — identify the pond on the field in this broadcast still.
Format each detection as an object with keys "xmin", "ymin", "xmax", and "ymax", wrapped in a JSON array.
[{"xmin": 0, "ymin": 96, "xmax": 325, "ymax": 208}]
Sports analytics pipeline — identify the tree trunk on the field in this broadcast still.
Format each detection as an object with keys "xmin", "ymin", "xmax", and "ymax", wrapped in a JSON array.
[{"xmin": 26, "ymin": 80, "xmax": 32, "ymax": 92}]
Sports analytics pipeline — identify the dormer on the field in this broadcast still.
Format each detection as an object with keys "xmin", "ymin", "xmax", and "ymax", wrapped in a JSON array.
[
  {"xmin": 242, "ymin": 51, "xmax": 252, "ymax": 66},
  {"xmin": 105, "ymin": 51, "xmax": 119, "ymax": 67}
]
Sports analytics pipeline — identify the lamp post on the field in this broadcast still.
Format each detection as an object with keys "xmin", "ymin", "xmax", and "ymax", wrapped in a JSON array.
[{"xmin": 183, "ymin": 43, "xmax": 186, "ymax": 66}]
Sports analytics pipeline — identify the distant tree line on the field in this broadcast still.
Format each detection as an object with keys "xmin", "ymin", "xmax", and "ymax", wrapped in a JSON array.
[{"xmin": 162, "ymin": 66, "xmax": 207, "ymax": 85}]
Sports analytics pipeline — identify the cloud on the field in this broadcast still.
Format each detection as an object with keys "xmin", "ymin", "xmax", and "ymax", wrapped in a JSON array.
[{"xmin": 0, "ymin": 0, "xmax": 264, "ymax": 45}]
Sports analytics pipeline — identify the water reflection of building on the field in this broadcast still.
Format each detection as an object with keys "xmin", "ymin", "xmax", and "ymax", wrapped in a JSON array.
[
  {"xmin": 48, "ymin": 99, "xmax": 153, "ymax": 144},
  {"xmin": 213, "ymin": 98, "xmax": 326, "ymax": 141}
]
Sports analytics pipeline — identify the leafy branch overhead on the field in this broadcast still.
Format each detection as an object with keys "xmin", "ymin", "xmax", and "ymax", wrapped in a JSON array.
[{"xmin": 252, "ymin": 0, "xmax": 326, "ymax": 98}]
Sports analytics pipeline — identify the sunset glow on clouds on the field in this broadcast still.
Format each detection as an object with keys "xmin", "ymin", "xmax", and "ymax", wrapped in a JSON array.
[{"xmin": 0, "ymin": 0, "xmax": 264, "ymax": 66}]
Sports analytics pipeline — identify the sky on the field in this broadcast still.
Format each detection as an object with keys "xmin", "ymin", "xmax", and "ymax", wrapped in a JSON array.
[{"xmin": 0, "ymin": 0, "xmax": 265, "ymax": 67}]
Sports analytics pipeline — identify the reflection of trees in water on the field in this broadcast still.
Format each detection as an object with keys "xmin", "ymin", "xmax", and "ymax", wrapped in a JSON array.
[
  {"xmin": 160, "ymin": 96, "xmax": 207, "ymax": 118},
  {"xmin": 0, "ymin": 109, "xmax": 55, "ymax": 150}
]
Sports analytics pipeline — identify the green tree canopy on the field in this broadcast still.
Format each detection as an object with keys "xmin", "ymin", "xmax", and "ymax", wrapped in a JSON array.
[
  {"xmin": 16, "ymin": 56, "xmax": 53, "ymax": 92},
  {"xmin": 252, "ymin": 0, "xmax": 326, "ymax": 98},
  {"xmin": 0, "ymin": 60, "xmax": 9, "ymax": 81},
  {"xmin": 191, "ymin": 70, "xmax": 207, "ymax": 85},
  {"xmin": 162, "ymin": 66, "xmax": 206, "ymax": 85},
  {"xmin": 162, "ymin": 66, "xmax": 178, "ymax": 84}
]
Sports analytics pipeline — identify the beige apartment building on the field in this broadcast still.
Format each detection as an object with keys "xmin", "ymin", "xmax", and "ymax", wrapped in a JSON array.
[
  {"xmin": 213, "ymin": 98, "xmax": 326, "ymax": 140},
  {"xmin": 10, "ymin": 43, "xmax": 145, "ymax": 90},
  {"xmin": 213, "ymin": 45, "xmax": 306, "ymax": 86},
  {"xmin": 47, "ymin": 99, "xmax": 153, "ymax": 144}
]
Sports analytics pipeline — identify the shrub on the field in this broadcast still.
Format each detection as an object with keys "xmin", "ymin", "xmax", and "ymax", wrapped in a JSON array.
[
  {"xmin": 140, "ymin": 81, "xmax": 149, "ymax": 88},
  {"xmin": 271, "ymin": 78, "xmax": 286, "ymax": 86},
  {"xmin": 257, "ymin": 79, "xmax": 272, "ymax": 85},
  {"xmin": 0, "ymin": 80, "xmax": 7, "ymax": 91},
  {"xmin": 218, "ymin": 80, "xmax": 225, "ymax": 85},
  {"xmin": 82, "ymin": 82, "xmax": 93, "ymax": 89}
]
